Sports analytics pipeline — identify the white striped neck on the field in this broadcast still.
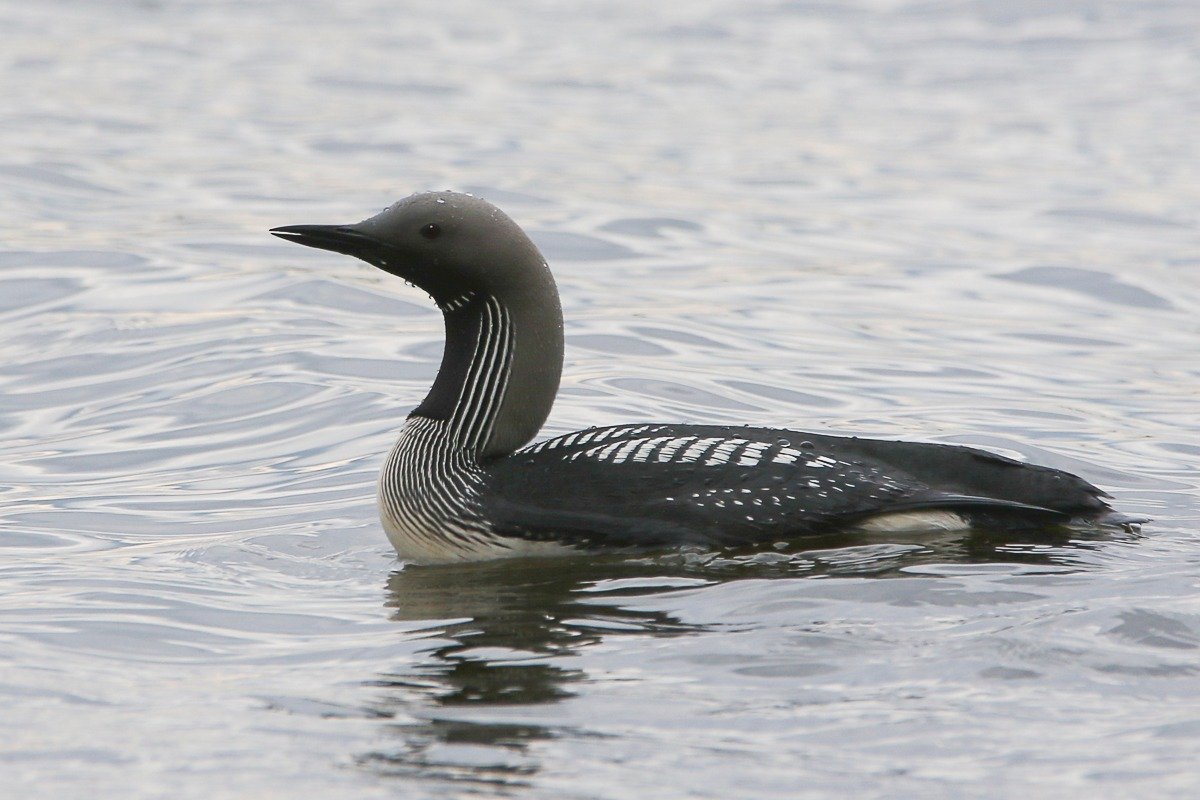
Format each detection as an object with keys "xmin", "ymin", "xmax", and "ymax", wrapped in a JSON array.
[{"xmin": 412, "ymin": 288, "xmax": 561, "ymax": 460}]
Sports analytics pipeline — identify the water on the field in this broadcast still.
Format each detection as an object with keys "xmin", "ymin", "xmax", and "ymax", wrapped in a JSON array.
[{"xmin": 3, "ymin": 1, "xmax": 1199, "ymax": 797}]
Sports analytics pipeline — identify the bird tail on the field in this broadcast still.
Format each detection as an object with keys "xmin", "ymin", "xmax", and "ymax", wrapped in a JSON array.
[{"xmin": 1074, "ymin": 509, "xmax": 1148, "ymax": 533}]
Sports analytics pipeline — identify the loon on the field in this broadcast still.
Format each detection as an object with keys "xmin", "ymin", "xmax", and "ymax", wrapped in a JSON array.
[{"xmin": 271, "ymin": 191, "xmax": 1122, "ymax": 564}]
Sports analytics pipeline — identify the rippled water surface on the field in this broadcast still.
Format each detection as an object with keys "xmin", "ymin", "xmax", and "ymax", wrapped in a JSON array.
[{"xmin": 4, "ymin": 1, "xmax": 1200, "ymax": 797}]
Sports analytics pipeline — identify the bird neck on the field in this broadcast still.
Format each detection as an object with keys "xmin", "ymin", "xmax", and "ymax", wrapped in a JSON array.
[{"xmin": 412, "ymin": 287, "xmax": 563, "ymax": 460}]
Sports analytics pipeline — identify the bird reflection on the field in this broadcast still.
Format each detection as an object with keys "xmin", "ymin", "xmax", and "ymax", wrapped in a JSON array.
[
  {"xmin": 358, "ymin": 526, "xmax": 1129, "ymax": 788},
  {"xmin": 360, "ymin": 554, "xmax": 703, "ymax": 789}
]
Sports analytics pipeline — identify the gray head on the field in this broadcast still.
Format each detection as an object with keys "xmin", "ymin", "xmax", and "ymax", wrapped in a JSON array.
[
  {"xmin": 271, "ymin": 191, "xmax": 564, "ymax": 458},
  {"xmin": 271, "ymin": 191, "xmax": 550, "ymax": 308}
]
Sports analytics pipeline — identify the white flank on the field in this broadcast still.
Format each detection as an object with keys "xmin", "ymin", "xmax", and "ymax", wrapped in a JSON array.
[{"xmin": 852, "ymin": 510, "xmax": 969, "ymax": 534}]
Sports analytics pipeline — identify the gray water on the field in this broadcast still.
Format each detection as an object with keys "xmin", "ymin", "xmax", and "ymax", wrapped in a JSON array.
[{"xmin": 3, "ymin": 1, "xmax": 1200, "ymax": 797}]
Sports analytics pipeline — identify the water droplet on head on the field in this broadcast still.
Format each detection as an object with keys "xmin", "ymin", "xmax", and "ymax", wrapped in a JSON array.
[
  {"xmin": 799, "ymin": 441, "xmax": 815, "ymax": 450},
  {"xmin": 777, "ymin": 438, "xmax": 790, "ymax": 447}
]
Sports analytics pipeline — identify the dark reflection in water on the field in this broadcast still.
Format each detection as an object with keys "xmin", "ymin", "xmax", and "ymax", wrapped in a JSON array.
[
  {"xmin": 359, "ymin": 528, "xmax": 1127, "ymax": 789},
  {"xmin": 362, "ymin": 555, "xmax": 705, "ymax": 788}
]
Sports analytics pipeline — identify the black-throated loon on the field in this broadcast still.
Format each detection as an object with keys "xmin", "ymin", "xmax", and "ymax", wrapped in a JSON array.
[{"xmin": 271, "ymin": 191, "xmax": 1123, "ymax": 564}]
